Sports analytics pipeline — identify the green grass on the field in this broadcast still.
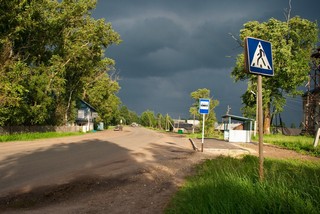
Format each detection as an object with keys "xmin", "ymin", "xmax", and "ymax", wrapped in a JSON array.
[
  {"xmin": 0, "ymin": 132, "xmax": 84, "ymax": 142},
  {"xmin": 165, "ymin": 155, "xmax": 320, "ymax": 214},
  {"xmin": 252, "ymin": 134, "xmax": 320, "ymax": 157},
  {"xmin": 187, "ymin": 131, "xmax": 224, "ymax": 140}
]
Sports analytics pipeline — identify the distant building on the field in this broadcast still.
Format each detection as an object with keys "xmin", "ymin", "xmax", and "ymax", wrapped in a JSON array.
[
  {"xmin": 186, "ymin": 120, "xmax": 200, "ymax": 126},
  {"xmin": 221, "ymin": 114, "xmax": 255, "ymax": 143},
  {"xmin": 173, "ymin": 119, "xmax": 200, "ymax": 133},
  {"xmin": 76, "ymin": 99, "xmax": 98, "ymax": 132},
  {"xmin": 302, "ymin": 47, "xmax": 320, "ymax": 135}
]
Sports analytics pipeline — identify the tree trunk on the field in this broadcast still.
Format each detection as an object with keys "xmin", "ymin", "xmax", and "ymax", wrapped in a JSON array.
[
  {"xmin": 263, "ymin": 106, "xmax": 271, "ymax": 134},
  {"xmin": 65, "ymin": 90, "xmax": 74, "ymax": 125}
]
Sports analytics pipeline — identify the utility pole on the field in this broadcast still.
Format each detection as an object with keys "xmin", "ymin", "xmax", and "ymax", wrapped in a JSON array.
[
  {"xmin": 87, "ymin": 108, "xmax": 91, "ymax": 132},
  {"xmin": 166, "ymin": 114, "xmax": 168, "ymax": 131},
  {"xmin": 192, "ymin": 113, "xmax": 195, "ymax": 134},
  {"xmin": 251, "ymin": 90, "xmax": 258, "ymax": 137}
]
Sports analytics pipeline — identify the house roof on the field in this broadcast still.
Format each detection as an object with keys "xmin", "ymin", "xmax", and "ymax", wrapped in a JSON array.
[
  {"xmin": 302, "ymin": 88, "xmax": 320, "ymax": 97},
  {"xmin": 311, "ymin": 47, "xmax": 320, "ymax": 58},
  {"xmin": 215, "ymin": 123, "xmax": 242, "ymax": 131},
  {"xmin": 79, "ymin": 99, "xmax": 97, "ymax": 112},
  {"xmin": 174, "ymin": 122, "xmax": 193, "ymax": 129},
  {"xmin": 222, "ymin": 114, "xmax": 254, "ymax": 122}
]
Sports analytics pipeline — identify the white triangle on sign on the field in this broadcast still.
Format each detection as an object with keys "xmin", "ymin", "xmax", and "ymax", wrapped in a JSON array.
[{"xmin": 250, "ymin": 42, "xmax": 272, "ymax": 70}]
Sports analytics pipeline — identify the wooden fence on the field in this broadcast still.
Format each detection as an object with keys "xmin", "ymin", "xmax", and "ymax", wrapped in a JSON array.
[{"xmin": 0, "ymin": 125, "xmax": 82, "ymax": 135}]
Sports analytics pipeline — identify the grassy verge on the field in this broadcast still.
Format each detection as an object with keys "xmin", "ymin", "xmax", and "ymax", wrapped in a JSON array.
[
  {"xmin": 252, "ymin": 134, "xmax": 320, "ymax": 157},
  {"xmin": 0, "ymin": 132, "xmax": 84, "ymax": 143},
  {"xmin": 187, "ymin": 131, "xmax": 224, "ymax": 140},
  {"xmin": 166, "ymin": 155, "xmax": 320, "ymax": 213}
]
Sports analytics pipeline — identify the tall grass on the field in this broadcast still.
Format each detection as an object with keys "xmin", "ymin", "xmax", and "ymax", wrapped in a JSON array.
[
  {"xmin": 166, "ymin": 155, "xmax": 320, "ymax": 214},
  {"xmin": 253, "ymin": 134, "xmax": 320, "ymax": 157},
  {"xmin": 0, "ymin": 132, "xmax": 84, "ymax": 143}
]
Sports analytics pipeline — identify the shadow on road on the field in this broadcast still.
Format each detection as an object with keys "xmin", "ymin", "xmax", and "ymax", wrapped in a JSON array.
[{"xmin": 0, "ymin": 131, "xmax": 203, "ymax": 212}]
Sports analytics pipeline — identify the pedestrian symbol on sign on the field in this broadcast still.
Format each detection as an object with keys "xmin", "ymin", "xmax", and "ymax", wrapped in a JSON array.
[{"xmin": 251, "ymin": 42, "xmax": 272, "ymax": 70}]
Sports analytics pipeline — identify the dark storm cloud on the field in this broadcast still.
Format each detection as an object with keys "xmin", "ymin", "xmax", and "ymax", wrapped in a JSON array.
[
  {"xmin": 107, "ymin": 14, "xmax": 247, "ymax": 78},
  {"xmin": 95, "ymin": 0, "xmax": 320, "ymax": 125},
  {"xmin": 108, "ymin": 16, "xmax": 190, "ymax": 78},
  {"xmin": 100, "ymin": 0, "xmax": 293, "ymax": 78}
]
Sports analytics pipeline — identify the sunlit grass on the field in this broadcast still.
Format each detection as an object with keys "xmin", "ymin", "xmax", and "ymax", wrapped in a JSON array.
[
  {"xmin": 0, "ymin": 132, "xmax": 84, "ymax": 143},
  {"xmin": 187, "ymin": 131, "xmax": 224, "ymax": 140},
  {"xmin": 166, "ymin": 155, "xmax": 320, "ymax": 214},
  {"xmin": 252, "ymin": 134, "xmax": 320, "ymax": 157}
]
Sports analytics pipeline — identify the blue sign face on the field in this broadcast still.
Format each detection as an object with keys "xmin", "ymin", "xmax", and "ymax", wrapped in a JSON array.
[
  {"xmin": 199, "ymin": 99, "xmax": 210, "ymax": 114},
  {"xmin": 246, "ymin": 37, "xmax": 274, "ymax": 76}
]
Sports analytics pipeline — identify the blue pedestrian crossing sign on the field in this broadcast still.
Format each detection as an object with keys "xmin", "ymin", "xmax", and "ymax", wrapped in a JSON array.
[
  {"xmin": 199, "ymin": 98, "xmax": 210, "ymax": 114},
  {"xmin": 245, "ymin": 37, "xmax": 274, "ymax": 76}
]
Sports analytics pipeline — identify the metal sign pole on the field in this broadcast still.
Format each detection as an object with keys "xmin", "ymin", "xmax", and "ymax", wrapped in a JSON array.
[
  {"xmin": 199, "ymin": 98, "xmax": 209, "ymax": 152},
  {"xmin": 201, "ymin": 113, "xmax": 205, "ymax": 152},
  {"xmin": 246, "ymin": 37, "xmax": 273, "ymax": 182},
  {"xmin": 258, "ymin": 75, "xmax": 264, "ymax": 181}
]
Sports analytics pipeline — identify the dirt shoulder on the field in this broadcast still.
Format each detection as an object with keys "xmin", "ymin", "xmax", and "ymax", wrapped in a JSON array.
[{"xmin": 1, "ymin": 133, "xmax": 319, "ymax": 213}]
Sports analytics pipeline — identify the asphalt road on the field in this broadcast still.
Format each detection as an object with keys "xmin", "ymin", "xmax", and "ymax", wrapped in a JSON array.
[{"xmin": 0, "ymin": 127, "xmax": 191, "ymax": 197}]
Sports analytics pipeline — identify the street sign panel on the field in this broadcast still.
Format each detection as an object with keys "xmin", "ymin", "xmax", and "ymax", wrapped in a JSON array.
[
  {"xmin": 245, "ymin": 37, "xmax": 274, "ymax": 76},
  {"xmin": 199, "ymin": 99, "xmax": 210, "ymax": 114}
]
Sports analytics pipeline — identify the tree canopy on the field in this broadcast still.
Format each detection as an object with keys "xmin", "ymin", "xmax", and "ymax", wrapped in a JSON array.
[
  {"xmin": 232, "ymin": 17, "xmax": 318, "ymax": 133},
  {"xmin": 0, "ymin": 0, "xmax": 121, "ymax": 126},
  {"xmin": 140, "ymin": 110, "xmax": 157, "ymax": 128},
  {"xmin": 189, "ymin": 88, "xmax": 219, "ymax": 135}
]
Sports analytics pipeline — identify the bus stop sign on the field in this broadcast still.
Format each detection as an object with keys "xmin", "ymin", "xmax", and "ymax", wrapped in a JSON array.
[{"xmin": 199, "ymin": 99, "xmax": 210, "ymax": 114}]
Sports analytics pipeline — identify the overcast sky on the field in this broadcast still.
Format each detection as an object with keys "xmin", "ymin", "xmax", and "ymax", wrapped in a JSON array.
[{"xmin": 93, "ymin": 0, "xmax": 319, "ymax": 126}]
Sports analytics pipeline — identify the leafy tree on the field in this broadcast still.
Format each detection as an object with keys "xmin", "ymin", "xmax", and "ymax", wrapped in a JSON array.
[
  {"xmin": 129, "ymin": 111, "xmax": 140, "ymax": 125},
  {"xmin": 51, "ymin": 0, "xmax": 121, "ymax": 124},
  {"xmin": 119, "ymin": 105, "xmax": 130, "ymax": 125},
  {"xmin": 140, "ymin": 110, "xmax": 156, "ymax": 128},
  {"xmin": 232, "ymin": 17, "xmax": 318, "ymax": 134},
  {"xmin": 0, "ymin": 0, "xmax": 62, "ymax": 125},
  {"xmin": 118, "ymin": 105, "xmax": 139, "ymax": 125},
  {"xmin": 165, "ymin": 114, "xmax": 174, "ymax": 131},
  {"xmin": 0, "ymin": 0, "xmax": 121, "ymax": 126},
  {"xmin": 84, "ymin": 75, "xmax": 120, "ymax": 126},
  {"xmin": 156, "ymin": 113, "xmax": 168, "ymax": 130},
  {"xmin": 189, "ymin": 88, "xmax": 219, "ymax": 135}
]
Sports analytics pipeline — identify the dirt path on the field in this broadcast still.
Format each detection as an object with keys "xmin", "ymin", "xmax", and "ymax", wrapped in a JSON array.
[{"xmin": 0, "ymin": 132, "xmax": 319, "ymax": 213}]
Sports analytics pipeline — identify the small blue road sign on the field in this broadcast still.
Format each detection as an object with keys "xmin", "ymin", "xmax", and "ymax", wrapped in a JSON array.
[
  {"xmin": 199, "ymin": 99, "xmax": 210, "ymax": 114},
  {"xmin": 246, "ymin": 37, "xmax": 274, "ymax": 76}
]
